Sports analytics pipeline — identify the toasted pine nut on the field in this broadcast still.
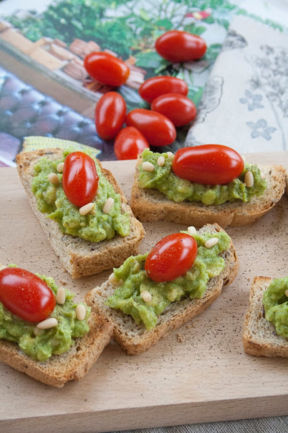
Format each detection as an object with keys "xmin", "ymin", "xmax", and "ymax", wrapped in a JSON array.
[
  {"xmin": 188, "ymin": 226, "xmax": 197, "ymax": 235},
  {"xmin": 285, "ymin": 289, "xmax": 288, "ymax": 297},
  {"xmin": 167, "ymin": 152, "xmax": 174, "ymax": 159},
  {"xmin": 142, "ymin": 161, "xmax": 155, "ymax": 172},
  {"xmin": 57, "ymin": 162, "xmax": 64, "ymax": 173},
  {"xmin": 141, "ymin": 290, "xmax": 152, "ymax": 303},
  {"xmin": 205, "ymin": 237, "xmax": 219, "ymax": 248},
  {"xmin": 121, "ymin": 203, "xmax": 126, "ymax": 212},
  {"xmin": 48, "ymin": 172, "xmax": 59, "ymax": 185},
  {"xmin": 37, "ymin": 318, "xmax": 58, "ymax": 330},
  {"xmin": 56, "ymin": 287, "xmax": 66, "ymax": 305},
  {"xmin": 79, "ymin": 202, "xmax": 95, "ymax": 216},
  {"xmin": 157, "ymin": 156, "xmax": 165, "ymax": 167},
  {"xmin": 34, "ymin": 327, "xmax": 42, "ymax": 336},
  {"xmin": 76, "ymin": 304, "xmax": 86, "ymax": 321},
  {"xmin": 245, "ymin": 171, "xmax": 254, "ymax": 187},
  {"xmin": 103, "ymin": 197, "xmax": 114, "ymax": 214}
]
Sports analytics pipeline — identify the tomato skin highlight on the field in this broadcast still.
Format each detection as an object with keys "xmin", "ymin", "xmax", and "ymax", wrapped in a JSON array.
[
  {"xmin": 95, "ymin": 91, "xmax": 126, "ymax": 140},
  {"xmin": 63, "ymin": 151, "xmax": 99, "ymax": 207},
  {"xmin": 151, "ymin": 93, "xmax": 197, "ymax": 127},
  {"xmin": 114, "ymin": 127, "xmax": 149, "ymax": 160},
  {"xmin": 126, "ymin": 108, "xmax": 176, "ymax": 147},
  {"xmin": 155, "ymin": 30, "xmax": 207, "ymax": 62},
  {"xmin": 84, "ymin": 52, "xmax": 130, "ymax": 87},
  {"xmin": 139, "ymin": 76, "xmax": 188, "ymax": 103},
  {"xmin": 145, "ymin": 233, "xmax": 198, "ymax": 282},
  {"xmin": 0, "ymin": 267, "xmax": 56, "ymax": 323},
  {"xmin": 172, "ymin": 145, "xmax": 244, "ymax": 185}
]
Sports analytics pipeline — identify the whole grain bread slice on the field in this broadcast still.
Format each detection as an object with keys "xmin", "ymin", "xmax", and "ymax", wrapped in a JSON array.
[
  {"xmin": 243, "ymin": 276, "xmax": 288, "ymax": 358},
  {"xmin": 131, "ymin": 158, "xmax": 286, "ymax": 227},
  {"xmin": 16, "ymin": 149, "xmax": 145, "ymax": 278},
  {"xmin": 86, "ymin": 223, "xmax": 238, "ymax": 355}
]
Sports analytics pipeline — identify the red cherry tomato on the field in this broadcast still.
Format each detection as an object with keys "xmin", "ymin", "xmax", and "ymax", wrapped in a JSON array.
[
  {"xmin": 95, "ymin": 91, "xmax": 126, "ymax": 140},
  {"xmin": 84, "ymin": 52, "xmax": 130, "ymax": 87},
  {"xmin": 114, "ymin": 127, "xmax": 149, "ymax": 160},
  {"xmin": 63, "ymin": 151, "xmax": 99, "ymax": 207},
  {"xmin": 126, "ymin": 108, "xmax": 176, "ymax": 147},
  {"xmin": 139, "ymin": 76, "xmax": 188, "ymax": 103},
  {"xmin": 172, "ymin": 145, "xmax": 244, "ymax": 185},
  {"xmin": 145, "ymin": 233, "xmax": 198, "ymax": 282},
  {"xmin": 151, "ymin": 93, "xmax": 197, "ymax": 127},
  {"xmin": 155, "ymin": 30, "xmax": 207, "ymax": 63},
  {"xmin": 0, "ymin": 267, "xmax": 56, "ymax": 323}
]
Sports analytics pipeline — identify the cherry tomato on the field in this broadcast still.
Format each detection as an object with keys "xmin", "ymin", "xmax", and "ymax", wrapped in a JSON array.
[
  {"xmin": 84, "ymin": 52, "xmax": 130, "ymax": 87},
  {"xmin": 151, "ymin": 93, "xmax": 197, "ymax": 127},
  {"xmin": 139, "ymin": 76, "xmax": 188, "ymax": 103},
  {"xmin": 172, "ymin": 145, "xmax": 244, "ymax": 185},
  {"xmin": 126, "ymin": 108, "xmax": 176, "ymax": 147},
  {"xmin": 0, "ymin": 267, "xmax": 56, "ymax": 323},
  {"xmin": 155, "ymin": 30, "xmax": 207, "ymax": 63},
  {"xmin": 63, "ymin": 151, "xmax": 99, "ymax": 207},
  {"xmin": 145, "ymin": 233, "xmax": 198, "ymax": 282},
  {"xmin": 95, "ymin": 91, "xmax": 126, "ymax": 140},
  {"xmin": 114, "ymin": 127, "xmax": 149, "ymax": 160}
]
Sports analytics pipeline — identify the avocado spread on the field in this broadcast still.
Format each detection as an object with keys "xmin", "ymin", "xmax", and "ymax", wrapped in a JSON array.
[
  {"xmin": 31, "ymin": 151, "xmax": 130, "ymax": 242},
  {"xmin": 107, "ymin": 230, "xmax": 230, "ymax": 330},
  {"xmin": 263, "ymin": 277, "xmax": 288, "ymax": 339},
  {"xmin": 138, "ymin": 149, "xmax": 266, "ymax": 205},
  {"xmin": 0, "ymin": 273, "xmax": 90, "ymax": 361}
]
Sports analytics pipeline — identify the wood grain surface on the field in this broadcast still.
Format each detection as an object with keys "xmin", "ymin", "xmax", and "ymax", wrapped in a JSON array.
[{"xmin": 0, "ymin": 153, "xmax": 288, "ymax": 433}]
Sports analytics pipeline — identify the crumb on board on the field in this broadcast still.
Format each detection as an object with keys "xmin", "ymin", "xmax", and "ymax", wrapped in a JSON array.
[{"xmin": 176, "ymin": 333, "xmax": 185, "ymax": 343}]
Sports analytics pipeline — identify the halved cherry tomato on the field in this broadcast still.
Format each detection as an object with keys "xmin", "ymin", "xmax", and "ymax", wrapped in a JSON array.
[
  {"xmin": 139, "ymin": 76, "xmax": 188, "ymax": 103},
  {"xmin": 84, "ymin": 52, "xmax": 130, "ymax": 87},
  {"xmin": 172, "ymin": 145, "xmax": 244, "ymax": 185},
  {"xmin": 114, "ymin": 127, "xmax": 149, "ymax": 160},
  {"xmin": 145, "ymin": 233, "xmax": 197, "ymax": 282},
  {"xmin": 63, "ymin": 151, "xmax": 99, "ymax": 207},
  {"xmin": 155, "ymin": 30, "xmax": 207, "ymax": 63},
  {"xmin": 95, "ymin": 92, "xmax": 126, "ymax": 140},
  {"xmin": 151, "ymin": 93, "xmax": 197, "ymax": 127},
  {"xmin": 0, "ymin": 267, "xmax": 56, "ymax": 323},
  {"xmin": 126, "ymin": 108, "xmax": 176, "ymax": 147}
]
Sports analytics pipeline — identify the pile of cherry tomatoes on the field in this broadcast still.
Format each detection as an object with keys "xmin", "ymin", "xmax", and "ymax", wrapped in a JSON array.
[{"xmin": 84, "ymin": 30, "xmax": 207, "ymax": 160}]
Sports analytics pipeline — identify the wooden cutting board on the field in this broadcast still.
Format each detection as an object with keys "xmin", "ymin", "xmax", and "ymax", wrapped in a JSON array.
[{"xmin": 0, "ymin": 153, "xmax": 288, "ymax": 433}]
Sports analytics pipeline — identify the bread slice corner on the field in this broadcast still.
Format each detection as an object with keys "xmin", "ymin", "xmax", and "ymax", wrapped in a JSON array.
[
  {"xmin": 16, "ymin": 148, "xmax": 145, "ymax": 278},
  {"xmin": 243, "ymin": 276, "xmax": 288, "ymax": 358},
  {"xmin": 86, "ymin": 223, "xmax": 238, "ymax": 355}
]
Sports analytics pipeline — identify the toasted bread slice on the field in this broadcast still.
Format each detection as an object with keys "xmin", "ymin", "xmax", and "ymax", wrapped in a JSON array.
[
  {"xmin": 86, "ymin": 224, "xmax": 238, "ymax": 355},
  {"xmin": 16, "ymin": 149, "xmax": 145, "ymax": 278},
  {"xmin": 243, "ymin": 276, "xmax": 288, "ymax": 358},
  {"xmin": 131, "ymin": 158, "xmax": 286, "ymax": 228}
]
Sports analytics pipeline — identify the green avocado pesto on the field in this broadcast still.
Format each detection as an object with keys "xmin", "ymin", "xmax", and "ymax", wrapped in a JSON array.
[
  {"xmin": 31, "ymin": 151, "xmax": 130, "ymax": 242},
  {"xmin": 107, "ymin": 230, "xmax": 231, "ymax": 330},
  {"xmin": 138, "ymin": 149, "xmax": 266, "ymax": 205},
  {"xmin": 263, "ymin": 277, "xmax": 288, "ymax": 339},
  {"xmin": 0, "ymin": 273, "xmax": 90, "ymax": 361}
]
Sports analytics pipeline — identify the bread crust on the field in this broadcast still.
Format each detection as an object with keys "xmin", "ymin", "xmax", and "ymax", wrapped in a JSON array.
[
  {"xmin": 16, "ymin": 149, "xmax": 145, "ymax": 278},
  {"xmin": 86, "ymin": 223, "xmax": 238, "ymax": 355},
  {"xmin": 131, "ymin": 158, "xmax": 286, "ymax": 227},
  {"xmin": 243, "ymin": 276, "xmax": 288, "ymax": 358}
]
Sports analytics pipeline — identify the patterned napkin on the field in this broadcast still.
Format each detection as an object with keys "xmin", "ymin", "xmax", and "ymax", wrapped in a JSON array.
[{"xmin": 186, "ymin": 15, "xmax": 288, "ymax": 153}]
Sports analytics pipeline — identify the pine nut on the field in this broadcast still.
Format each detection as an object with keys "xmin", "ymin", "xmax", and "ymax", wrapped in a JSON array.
[
  {"xmin": 167, "ymin": 152, "xmax": 174, "ymax": 159},
  {"xmin": 188, "ymin": 226, "xmax": 197, "ymax": 235},
  {"xmin": 157, "ymin": 156, "xmax": 165, "ymax": 167},
  {"xmin": 245, "ymin": 171, "xmax": 254, "ymax": 187},
  {"xmin": 285, "ymin": 289, "xmax": 288, "ymax": 297},
  {"xmin": 141, "ymin": 290, "xmax": 152, "ymax": 303},
  {"xmin": 34, "ymin": 327, "xmax": 42, "ymax": 336},
  {"xmin": 57, "ymin": 162, "xmax": 64, "ymax": 173},
  {"xmin": 76, "ymin": 304, "xmax": 86, "ymax": 321},
  {"xmin": 142, "ymin": 161, "xmax": 155, "ymax": 172},
  {"xmin": 48, "ymin": 172, "xmax": 59, "ymax": 185},
  {"xmin": 121, "ymin": 203, "xmax": 126, "ymax": 212},
  {"xmin": 56, "ymin": 287, "xmax": 66, "ymax": 305},
  {"xmin": 37, "ymin": 318, "xmax": 58, "ymax": 330},
  {"xmin": 205, "ymin": 237, "xmax": 219, "ymax": 248},
  {"xmin": 103, "ymin": 197, "xmax": 114, "ymax": 214},
  {"xmin": 79, "ymin": 202, "xmax": 95, "ymax": 216}
]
